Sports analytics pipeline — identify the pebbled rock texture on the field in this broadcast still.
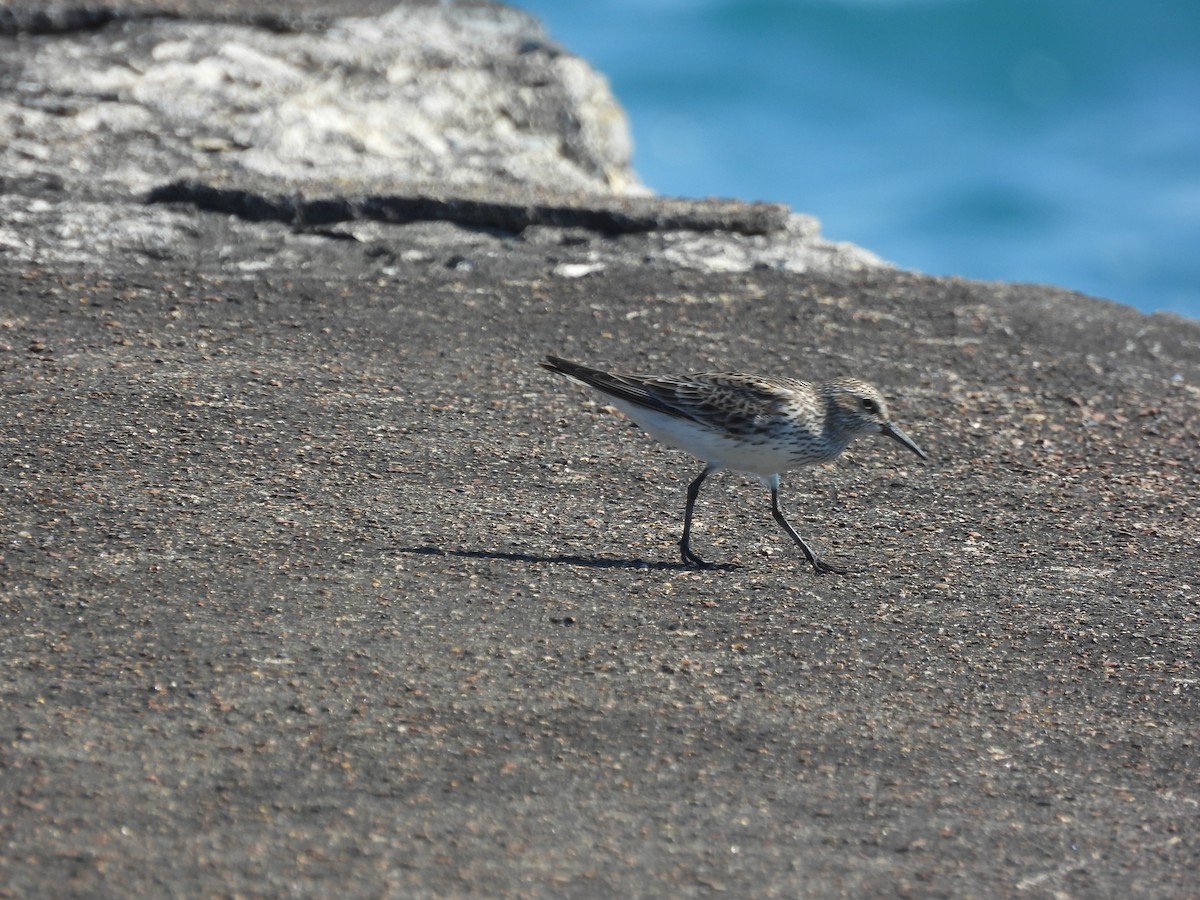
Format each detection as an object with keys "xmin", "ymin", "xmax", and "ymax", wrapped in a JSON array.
[{"xmin": 1, "ymin": 2, "xmax": 1198, "ymax": 898}]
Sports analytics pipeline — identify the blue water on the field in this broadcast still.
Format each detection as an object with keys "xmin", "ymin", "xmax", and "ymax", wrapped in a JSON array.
[{"xmin": 517, "ymin": 0, "xmax": 1200, "ymax": 318}]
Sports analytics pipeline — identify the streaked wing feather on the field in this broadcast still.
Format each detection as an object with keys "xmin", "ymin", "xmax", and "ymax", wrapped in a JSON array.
[
  {"xmin": 541, "ymin": 357, "xmax": 811, "ymax": 433},
  {"xmin": 540, "ymin": 357, "xmax": 692, "ymax": 419},
  {"xmin": 640, "ymin": 374, "xmax": 806, "ymax": 432}
]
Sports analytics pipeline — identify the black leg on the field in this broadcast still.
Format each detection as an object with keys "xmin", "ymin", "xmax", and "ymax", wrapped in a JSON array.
[
  {"xmin": 680, "ymin": 465, "xmax": 715, "ymax": 566},
  {"xmin": 769, "ymin": 481, "xmax": 846, "ymax": 576}
]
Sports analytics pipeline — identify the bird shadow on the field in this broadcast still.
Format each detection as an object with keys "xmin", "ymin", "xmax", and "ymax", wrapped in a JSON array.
[{"xmin": 396, "ymin": 545, "xmax": 738, "ymax": 572}]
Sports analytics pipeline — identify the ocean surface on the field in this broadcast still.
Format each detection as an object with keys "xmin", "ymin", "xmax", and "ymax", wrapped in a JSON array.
[{"xmin": 517, "ymin": 0, "xmax": 1200, "ymax": 319}]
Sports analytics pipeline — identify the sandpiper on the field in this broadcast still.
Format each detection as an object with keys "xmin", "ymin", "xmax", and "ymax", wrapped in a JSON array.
[{"xmin": 539, "ymin": 355, "xmax": 927, "ymax": 574}]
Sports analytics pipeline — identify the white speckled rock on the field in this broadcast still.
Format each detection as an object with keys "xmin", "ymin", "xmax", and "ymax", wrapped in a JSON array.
[{"xmin": 5, "ymin": 3, "xmax": 645, "ymax": 196}]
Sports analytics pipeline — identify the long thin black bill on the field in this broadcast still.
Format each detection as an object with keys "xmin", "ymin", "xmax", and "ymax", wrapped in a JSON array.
[{"xmin": 882, "ymin": 422, "xmax": 928, "ymax": 460}]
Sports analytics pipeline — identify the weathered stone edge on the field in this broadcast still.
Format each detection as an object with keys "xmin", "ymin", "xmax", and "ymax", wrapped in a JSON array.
[{"xmin": 145, "ymin": 179, "xmax": 794, "ymax": 236}]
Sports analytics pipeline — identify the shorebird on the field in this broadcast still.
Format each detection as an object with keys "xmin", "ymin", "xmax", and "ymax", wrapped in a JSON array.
[{"xmin": 539, "ymin": 355, "xmax": 927, "ymax": 574}]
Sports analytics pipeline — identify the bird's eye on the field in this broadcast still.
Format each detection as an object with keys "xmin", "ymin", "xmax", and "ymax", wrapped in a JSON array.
[{"xmin": 861, "ymin": 397, "xmax": 879, "ymax": 413}]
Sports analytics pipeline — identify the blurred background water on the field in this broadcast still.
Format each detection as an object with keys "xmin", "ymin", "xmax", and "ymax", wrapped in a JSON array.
[{"xmin": 517, "ymin": 0, "xmax": 1200, "ymax": 318}]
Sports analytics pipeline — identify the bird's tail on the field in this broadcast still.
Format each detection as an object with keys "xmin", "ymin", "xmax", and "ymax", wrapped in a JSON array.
[{"xmin": 538, "ymin": 355, "xmax": 607, "ymax": 382}]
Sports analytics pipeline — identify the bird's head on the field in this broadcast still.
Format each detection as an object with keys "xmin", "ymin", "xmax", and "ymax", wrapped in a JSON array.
[{"xmin": 824, "ymin": 379, "xmax": 928, "ymax": 460}]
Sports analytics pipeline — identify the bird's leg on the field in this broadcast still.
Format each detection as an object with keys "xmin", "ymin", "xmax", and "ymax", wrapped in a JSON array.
[
  {"xmin": 680, "ymin": 465, "xmax": 715, "ymax": 567},
  {"xmin": 769, "ymin": 479, "xmax": 847, "ymax": 576}
]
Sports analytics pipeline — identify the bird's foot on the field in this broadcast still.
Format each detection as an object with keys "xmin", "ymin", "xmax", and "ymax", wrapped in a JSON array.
[
  {"xmin": 681, "ymin": 546, "xmax": 717, "ymax": 568},
  {"xmin": 810, "ymin": 557, "xmax": 848, "ymax": 576}
]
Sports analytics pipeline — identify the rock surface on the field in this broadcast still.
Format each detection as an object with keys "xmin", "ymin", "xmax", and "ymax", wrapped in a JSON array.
[
  {"xmin": 4, "ymin": 0, "xmax": 638, "ymax": 194},
  {"xmin": 0, "ymin": 0, "xmax": 882, "ymax": 276},
  {"xmin": 2, "ymin": 1, "xmax": 1199, "ymax": 897}
]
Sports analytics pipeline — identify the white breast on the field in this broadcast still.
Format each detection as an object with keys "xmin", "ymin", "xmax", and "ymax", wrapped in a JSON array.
[{"xmin": 606, "ymin": 398, "xmax": 812, "ymax": 476}]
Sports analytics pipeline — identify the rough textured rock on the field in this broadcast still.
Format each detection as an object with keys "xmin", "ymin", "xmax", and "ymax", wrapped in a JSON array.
[
  {"xmin": 2, "ymin": 2, "xmax": 1198, "ymax": 898},
  {"xmin": 0, "ymin": 0, "xmax": 882, "ymax": 276},
  {"xmin": 3, "ymin": 1, "xmax": 639, "ymax": 195}
]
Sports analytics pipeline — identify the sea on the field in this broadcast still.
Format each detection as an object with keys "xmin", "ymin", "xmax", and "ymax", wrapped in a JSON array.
[{"xmin": 516, "ymin": 0, "xmax": 1200, "ymax": 319}]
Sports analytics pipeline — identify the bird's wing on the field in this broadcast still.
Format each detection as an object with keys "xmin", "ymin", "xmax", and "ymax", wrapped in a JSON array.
[
  {"xmin": 541, "ymin": 357, "xmax": 810, "ymax": 433},
  {"xmin": 637, "ymin": 373, "xmax": 806, "ymax": 432},
  {"xmin": 541, "ymin": 357, "xmax": 686, "ymax": 417}
]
